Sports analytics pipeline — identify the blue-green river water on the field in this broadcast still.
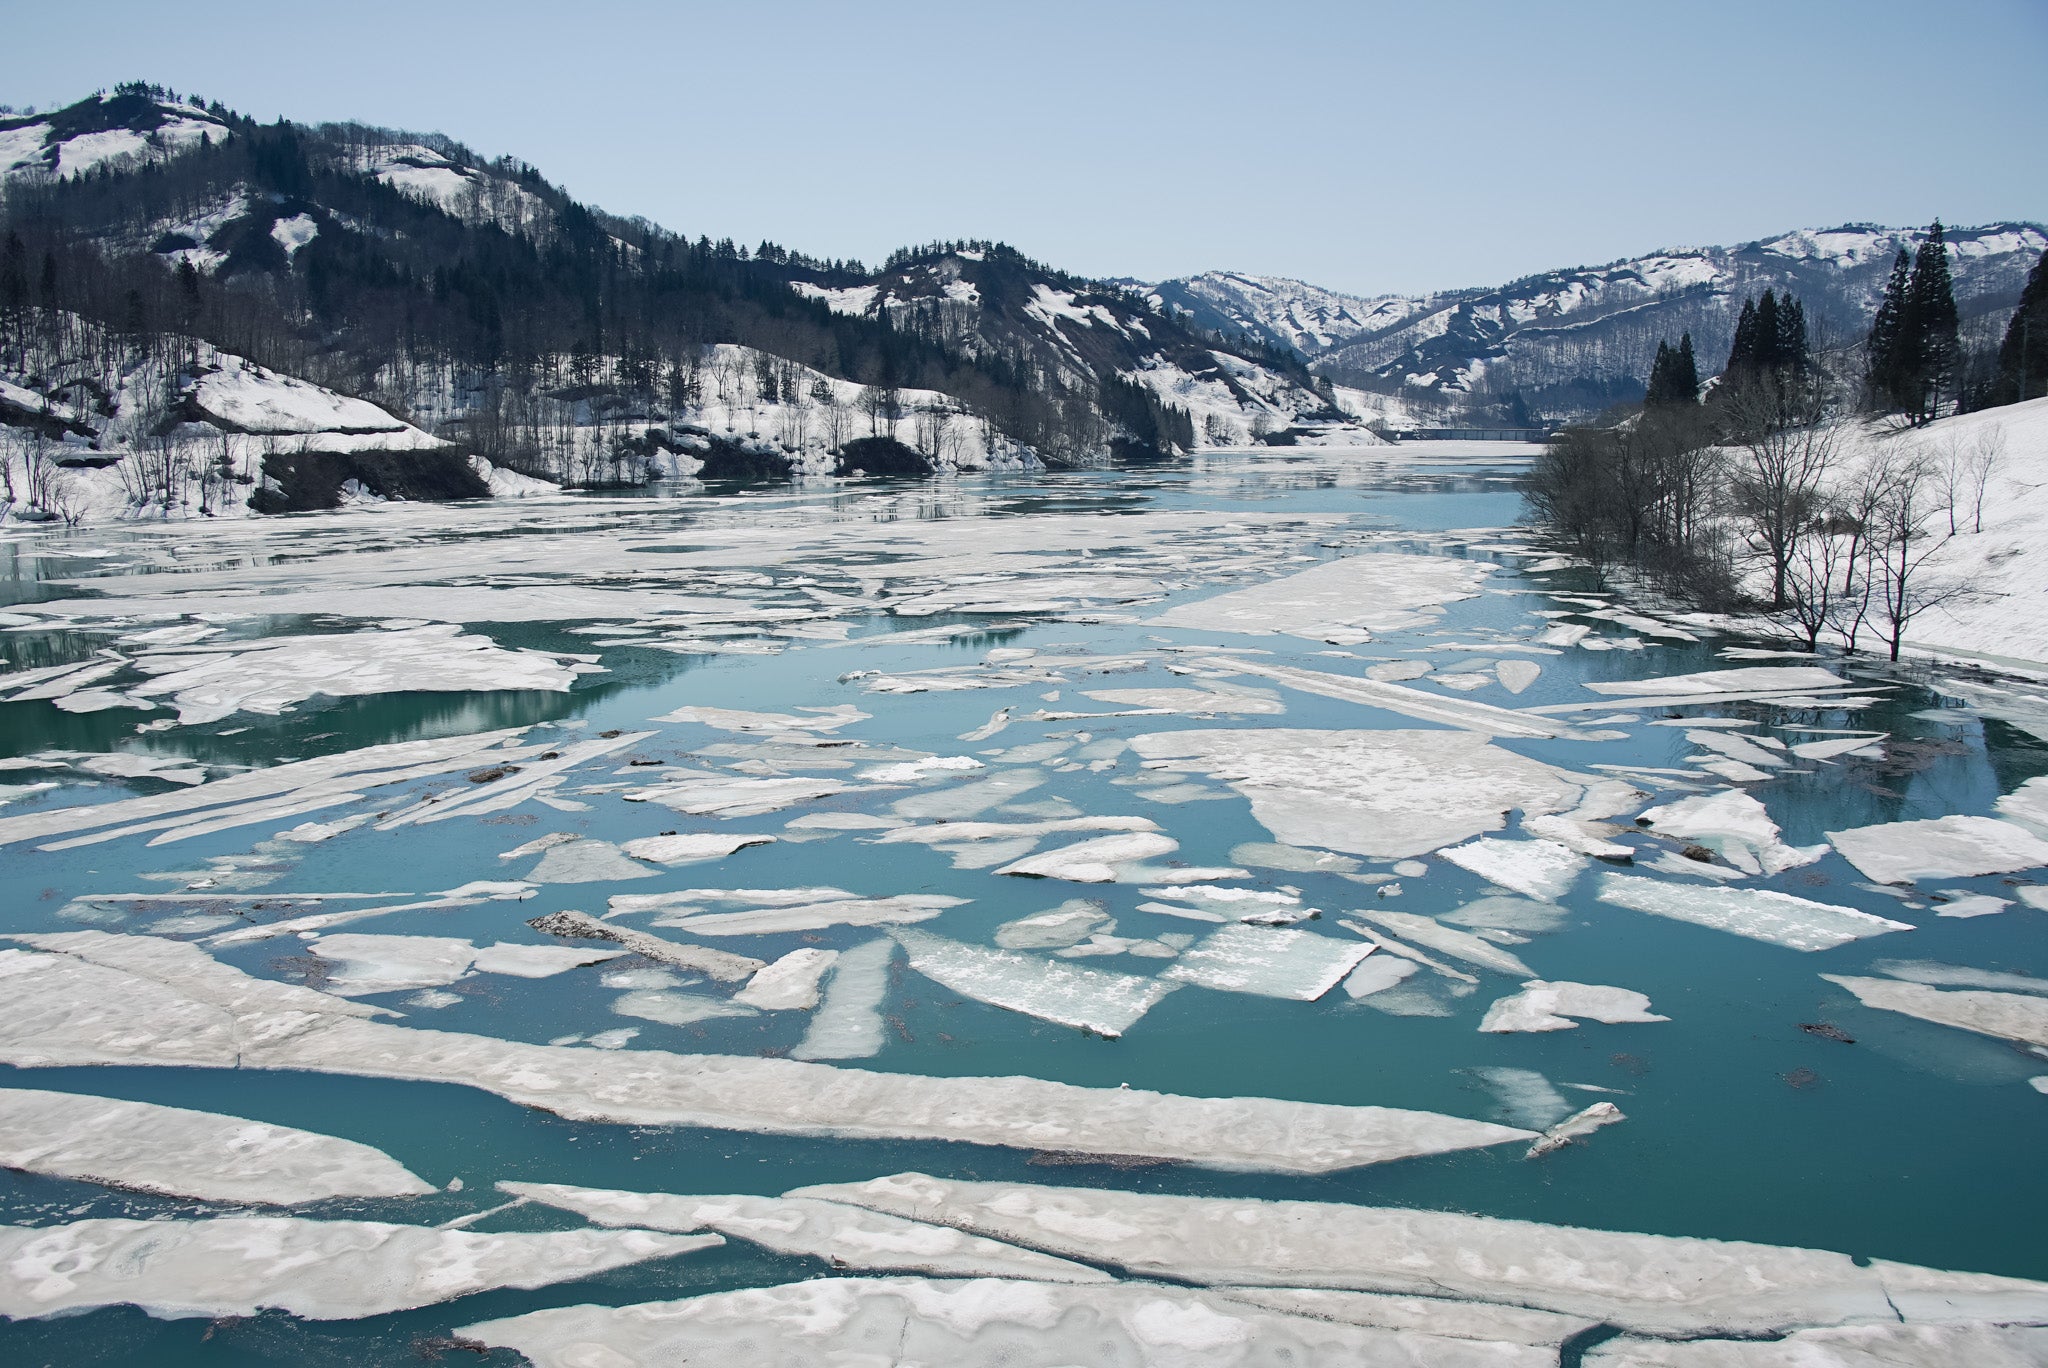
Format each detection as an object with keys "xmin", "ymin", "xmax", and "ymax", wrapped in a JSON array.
[{"xmin": 0, "ymin": 451, "xmax": 2044, "ymax": 1363}]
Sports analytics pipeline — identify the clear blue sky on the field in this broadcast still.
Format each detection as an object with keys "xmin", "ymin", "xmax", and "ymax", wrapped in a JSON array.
[{"xmin": 10, "ymin": 0, "xmax": 2044, "ymax": 296}]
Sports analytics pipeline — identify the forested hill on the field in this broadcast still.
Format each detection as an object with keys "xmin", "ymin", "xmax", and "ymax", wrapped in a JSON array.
[
  {"xmin": 1, "ymin": 84, "xmax": 1356, "ymax": 511},
  {"xmin": 1143, "ymin": 225, "xmax": 2046, "ymax": 425}
]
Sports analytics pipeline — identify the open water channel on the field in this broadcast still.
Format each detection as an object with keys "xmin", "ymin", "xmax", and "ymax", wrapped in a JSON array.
[{"xmin": 0, "ymin": 446, "xmax": 2044, "ymax": 1364}]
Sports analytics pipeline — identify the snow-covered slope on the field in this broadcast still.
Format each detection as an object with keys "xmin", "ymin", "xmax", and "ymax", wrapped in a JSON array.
[
  {"xmin": 1150, "ymin": 224, "xmax": 2046, "ymax": 422},
  {"xmin": 0, "ymin": 89, "xmax": 228, "ymax": 189}
]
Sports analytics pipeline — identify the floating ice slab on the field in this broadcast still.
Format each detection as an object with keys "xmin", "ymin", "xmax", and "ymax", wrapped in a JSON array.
[
  {"xmin": 995, "ymin": 831, "xmax": 1179, "ymax": 882},
  {"xmin": 1343, "ymin": 910, "xmax": 1533, "ymax": 977},
  {"xmin": 1582, "ymin": 666, "xmax": 1850, "ymax": 699},
  {"xmin": 1639, "ymin": 790, "xmax": 1825, "ymax": 876},
  {"xmin": 501, "ymin": 1182, "xmax": 1109, "ymax": 1282},
  {"xmin": 1441, "ymin": 896, "xmax": 1569, "ymax": 933},
  {"xmin": 793, "ymin": 938, "xmax": 895, "ymax": 1061},
  {"xmin": 1342, "ymin": 954, "xmax": 1418, "ymax": 998},
  {"xmin": 124, "ymin": 624, "xmax": 588, "ymax": 725},
  {"xmin": 1870, "ymin": 960, "xmax": 2048, "ymax": 996},
  {"xmin": 1440, "ymin": 838, "xmax": 1588, "ymax": 902},
  {"xmin": 1527, "ymin": 1101, "xmax": 1627, "ymax": 1157},
  {"xmin": 1826, "ymin": 815, "xmax": 2048, "ymax": 884},
  {"xmin": 460, "ymin": 1274, "xmax": 1557, "ymax": 1368},
  {"xmin": 1496, "ymin": 659, "xmax": 1542, "ymax": 693},
  {"xmin": 1215, "ymin": 659, "xmax": 1588, "ymax": 739},
  {"xmin": 1585, "ymin": 1323, "xmax": 2048, "ymax": 1366},
  {"xmin": 525, "ymin": 838, "xmax": 656, "ymax": 883},
  {"xmin": 1596, "ymin": 874, "xmax": 1912, "ymax": 951},
  {"xmin": 733, "ymin": 948, "xmax": 839, "ymax": 1010},
  {"xmin": 626, "ymin": 774, "xmax": 860, "ymax": 817},
  {"xmin": 0, "ymin": 1087, "xmax": 433, "ymax": 1204},
  {"xmin": 308, "ymin": 933, "xmax": 623, "ymax": 996},
  {"xmin": 622, "ymin": 832, "xmax": 775, "ymax": 865},
  {"xmin": 657, "ymin": 703, "xmax": 869, "ymax": 734},
  {"xmin": 1522, "ymin": 814, "xmax": 1634, "ymax": 861},
  {"xmin": 1152, "ymin": 552, "xmax": 1492, "ymax": 641},
  {"xmin": 1822, "ymin": 975, "xmax": 2048, "ymax": 1048},
  {"xmin": 1468, "ymin": 1066, "xmax": 1574, "ymax": 1129},
  {"xmin": 0, "ymin": 1216, "xmax": 709, "ymax": 1320},
  {"xmin": 1480, "ymin": 981, "xmax": 1669, "ymax": 1033},
  {"xmin": 1130, "ymin": 729, "xmax": 1581, "ymax": 860},
  {"xmin": 526, "ymin": 910, "xmax": 764, "ymax": 981},
  {"xmin": 794, "ymin": 1173, "xmax": 2048, "ymax": 1338},
  {"xmin": 1212, "ymin": 1286, "xmax": 1595, "ymax": 1347},
  {"xmin": 994, "ymin": 901, "xmax": 1114, "ymax": 949},
  {"xmin": 1081, "ymin": 685, "xmax": 1285, "ymax": 714},
  {"xmin": 613, "ymin": 991, "xmax": 757, "ymax": 1026},
  {"xmin": 1996, "ymin": 777, "xmax": 2048, "ymax": 838},
  {"xmin": 893, "ymin": 929, "xmax": 1176, "ymax": 1036},
  {"xmin": 644, "ymin": 893, "xmax": 964, "ymax": 936},
  {"xmin": 0, "ymin": 936, "xmax": 1531, "ymax": 1172},
  {"xmin": 1163, "ymin": 923, "xmax": 1374, "ymax": 1000}
]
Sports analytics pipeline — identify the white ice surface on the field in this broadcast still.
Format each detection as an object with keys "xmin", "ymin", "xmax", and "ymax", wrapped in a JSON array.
[
  {"xmin": 1639, "ymin": 790, "xmax": 1825, "ymax": 876},
  {"xmin": 1439, "ymin": 838, "xmax": 1588, "ymax": 901},
  {"xmin": 1162, "ymin": 923, "xmax": 1373, "ymax": 1000},
  {"xmin": 1152, "ymin": 552, "xmax": 1491, "ymax": 641},
  {"xmin": 792, "ymin": 938, "xmax": 895, "ymax": 1062},
  {"xmin": 308, "ymin": 933, "xmax": 623, "ymax": 996},
  {"xmin": 1822, "ymin": 975, "xmax": 2048, "ymax": 1048},
  {"xmin": 893, "ymin": 929, "xmax": 1176, "ymax": 1037},
  {"xmin": 1826, "ymin": 815, "xmax": 2048, "ymax": 884},
  {"xmin": 792, "ymin": 1172, "xmax": 2048, "ymax": 1338},
  {"xmin": 0, "ymin": 1087, "xmax": 433, "ymax": 1204},
  {"xmin": 733, "ymin": 948, "xmax": 839, "ymax": 1011},
  {"xmin": 1596, "ymin": 874, "xmax": 1913, "ymax": 951},
  {"xmin": 0, "ymin": 1216, "xmax": 708, "ymax": 1321},
  {"xmin": 1480, "ymin": 981, "xmax": 1669, "ymax": 1033},
  {"xmin": 1130, "ymin": 728, "xmax": 1581, "ymax": 859}
]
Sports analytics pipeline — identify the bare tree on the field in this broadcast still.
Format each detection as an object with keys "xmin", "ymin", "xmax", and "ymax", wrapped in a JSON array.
[
  {"xmin": 1866, "ymin": 447, "xmax": 1967, "ymax": 662},
  {"xmin": 1964, "ymin": 424, "xmax": 2005, "ymax": 533},
  {"xmin": 1726, "ymin": 389, "xmax": 1837, "ymax": 609}
]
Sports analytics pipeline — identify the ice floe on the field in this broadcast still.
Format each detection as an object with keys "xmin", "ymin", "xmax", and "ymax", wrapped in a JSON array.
[
  {"xmin": 995, "ymin": 831, "xmax": 1181, "ymax": 882},
  {"xmin": 0, "ymin": 1087, "xmax": 433, "ymax": 1204},
  {"xmin": 994, "ymin": 901, "xmax": 1115, "ymax": 949},
  {"xmin": 0, "ymin": 1216, "xmax": 707, "ymax": 1320},
  {"xmin": 1342, "ymin": 910, "xmax": 1534, "ymax": 977},
  {"xmin": 1527, "ymin": 1101, "xmax": 1627, "ymax": 1157},
  {"xmin": 1997, "ymin": 777, "xmax": 2048, "ymax": 838},
  {"xmin": 793, "ymin": 938, "xmax": 895, "ymax": 1061},
  {"xmin": 1162, "ymin": 923, "xmax": 1374, "ymax": 1000},
  {"xmin": 1825, "ymin": 815, "xmax": 2048, "ymax": 884},
  {"xmin": 1638, "ymin": 790, "xmax": 1826, "ymax": 876},
  {"xmin": 1152, "ymin": 552, "xmax": 1492, "ymax": 642},
  {"xmin": 733, "ymin": 948, "xmax": 839, "ymax": 1010},
  {"xmin": 307, "ymin": 932, "xmax": 624, "ymax": 996},
  {"xmin": 626, "ymin": 889, "xmax": 966, "ymax": 936},
  {"xmin": 1596, "ymin": 874, "xmax": 1913, "ymax": 951},
  {"xmin": 525, "ymin": 837, "xmax": 657, "ymax": 883},
  {"xmin": 1480, "ymin": 981, "xmax": 1669, "ymax": 1033},
  {"xmin": 1822, "ymin": 975, "xmax": 2048, "ymax": 1048},
  {"xmin": 621, "ymin": 831, "xmax": 776, "ymax": 865},
  {"xmin": 892, "ymin": 928, "xmax": 1176, "ymax": 1036},
  {"xmin": 1130, "ymin": 728, "xmax": 1582, "ymax": 859},
  {"xmin": 501, "ymin": 1181, "xmax": 1109, "ymax": 1281},
  {"xmin": 791, "ymin": 1172, "xmax": 2048, "ymax": 1337},
  {"xmin": 1342, "ymin": 955, "xmax": 1420, "ymax": 999},
  {"xmin": 526, "ymin": 910, "xmax": 764, "ymax": 981},
  {"xmin": 1584, "ymin": 1324, "xmax": 2048, "ymax": 1367},
  {"xmin": 1439, "ymin": 837, "xmax": 1588, "ymax": 901},
  {"xmin": 0, "ymin": 935, "xmax": 1526, "ymax": 1172},
  {"xmin": 460, "ymin": 1274, "xmax": 1557, "ymax": 1367},
  {"xmin": 1214, "ymin": 658, "xmax": 1589, "ymax": 738}
]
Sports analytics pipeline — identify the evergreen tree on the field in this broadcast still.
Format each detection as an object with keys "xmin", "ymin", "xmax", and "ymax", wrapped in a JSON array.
[
  {"xmin": 1995, "ymin": 247, "xmax": 2048, "ymax": 405},
  {"xmin": 1775, "ymin": 296, "xmax": 1808, "ymax": 378},
  {"xmin": 1904, "ymin": 220, "xmax": 1959, "ymax": 421},
  {"xmin": 1726, "ymin": 297, "xmax": 1759, "ymax": 376},
  {"xmin": 1675, "ymin": 332, "xmax": 1699, "ymax": 400},
  {"xmin": 1866, "ymin": 248, "xmax": 1911, "ymax": 410},
  {"xmin": 1752, "ymin": 290, "xmax": 1782, "ymax": 374},
  {"xmin": 1646, "ymin": 340, "xmax": 1674, "ymax": 405}
]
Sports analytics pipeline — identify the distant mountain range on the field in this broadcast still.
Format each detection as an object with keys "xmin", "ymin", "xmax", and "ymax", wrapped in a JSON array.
[{"xmin": 1139, "ymin": 224, "xmax": 2046, "ymax": 421}]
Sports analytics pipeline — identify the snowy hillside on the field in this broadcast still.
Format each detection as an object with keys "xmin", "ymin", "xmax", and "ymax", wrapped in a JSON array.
[
  {"xmin": 0, "ymin": 88, "xmax": 229, "ymax": 188},
  {"xmin": 1149, "ymin": 224, "xmax": 2046, "ymax": 423}
]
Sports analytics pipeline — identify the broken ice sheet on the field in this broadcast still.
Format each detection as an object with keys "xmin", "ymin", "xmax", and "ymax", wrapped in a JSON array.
[
  {"xmin": 0, "ymin": 1087, "xmax": 434, "ymax": 1204},
  {"xmin": 994, "ymin": 830, "xmax": 1180, "ymax": 882},
  {"xmin": 307, "ymin": 933, "xmax": 625, "ymax": 996},
  {"xmin": 525, "ymin": 837, "xmax": 657, "ymax": 883},
  {"xmin": 1480, "ymin": 981, "xmax": 1669, "ymax": 1033},
  {"xmin": 791, "ymin": 937, "xmax": 895, "ymax": 1061},
  {"xmin": 1822, "ymin": 974, "xmax": 2048, "ymax": 1049},
  {"xmin": 500, "ymin": 1182, "xmax": 1110, "ymax": 1282},
  {"xmin": 0, "ymin": 1217, "xmax": 710, "ymax": 1321},
  {"xmin": 1440, "ymin": 837, "xmax": 1588, "ymax": 901},
  {"xmin": 1342, "ymin": 909, "xmax": 1533, "ymax": 977},
  {"xmin": 1638, "ymin": 790, "xmax": 1825, "ymax": 876},
  {"xmin": 1131, "ymin": 728, "xmax": 1582, "ymax": 859},
  {"xmin": 732, "ymin": 948, "xmax": 838, "ymax": 1011},
  {"xmin": 1467, "ymin": 1066, "xmax": 1574, "ymax": 1129},
  {"xmin": 1163, "ymin": 922, "xmax": 1373, "ymax": 1000},
  {"xmin": 1151, "ymin": 551, "xmax": 1493, "ymax": 641},
  {"xmin": 1596, "ymin": 873, "xmax": 1912, "ymax": 952},
  {"xmin": 621, "ymin": 831, "xmax": 775, "ymax": 865},
  {"xmin": 993, "ymin": 900, "xmax": 1114, "ymax": 949},
  {"xmin": 1826, "ymin": 814, "xmax": 2048, "ymax": 884},
  {"xmin": 892, "ymin": 928, "xmax": 1176, "ymax": 1036}
]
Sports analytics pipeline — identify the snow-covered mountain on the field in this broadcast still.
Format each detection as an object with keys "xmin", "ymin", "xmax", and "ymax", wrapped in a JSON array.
[
  {"xmin": 1146, "ymin": 224, "xmax": 2047, "ymax": 421},
  {"xmin": 0, "ymin": 87, "xmax": 1378, "ymax": 522}
]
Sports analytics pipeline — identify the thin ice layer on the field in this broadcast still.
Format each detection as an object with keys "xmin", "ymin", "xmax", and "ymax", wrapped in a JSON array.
[
  {"xmin": 1163, "ymin": 923, "xmax": 1373, "ymax": 1000},
  {"xmin": 892, "ymin": 929, "xmax": 1176, "ymax": 1037},
  {"xmin": 1151, "ymin": 552, "xmax": 1493, "ymax": 641},
  {"xmin": 1130, "ymin": 728, "xmax": 1581, "ymax": 859},
  {"xmin": 460, "ymin": 1274, "xmax": 1556, "ymax": 1367},
  {"xmin": 501, "ymin": 1182, "xmax": 1109, "ymax": 1282},
  {"xmin": 1638, "ymin": 790, "xmax": 1825, "ymax": 876},
  {"xmin": 0, "ymin": 935, "xmax": 1525, "ymax": 1172},
  {"xmin": 1595, "ymin": 874, "xmax": 1912, "ymax": 951},
  {"xmin": 1440, "ymin": 837, "xmax": 1588, "ymax": 901},
  {"xmin": 1825, "ymin": 815, "xmax": 2048, "ymax": 884},
  {"xmin": 0, "ymin": 1217, "xmax": 710, "ymax": 1320},
  {"xmin": 1480, "ymin": 981, "xmax": 1669, "ymax": 1033},
  {"xmin": 1821, "ymin": 975, "xmax": 2048, "ymax": 1048},
  {"xmin": 793, "ymin": 1172, "xmax": 2048, "ymax": 1338},
  {"xmin": 792, "ymin": 938, "xmax": 895, "ymax": 1061},
  {"xmin": 308, "ymin": 933, "xmax": 623, "ymax": 996},
  {"xmin": 0, "ymin": 1087, "xmax": 433, "ymax": 1204}
]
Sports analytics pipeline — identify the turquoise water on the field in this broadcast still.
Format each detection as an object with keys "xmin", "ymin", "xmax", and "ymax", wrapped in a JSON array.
[{"xmin": 1, "ymin": 453, "xmax": 2045, "ymax": 1363}]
